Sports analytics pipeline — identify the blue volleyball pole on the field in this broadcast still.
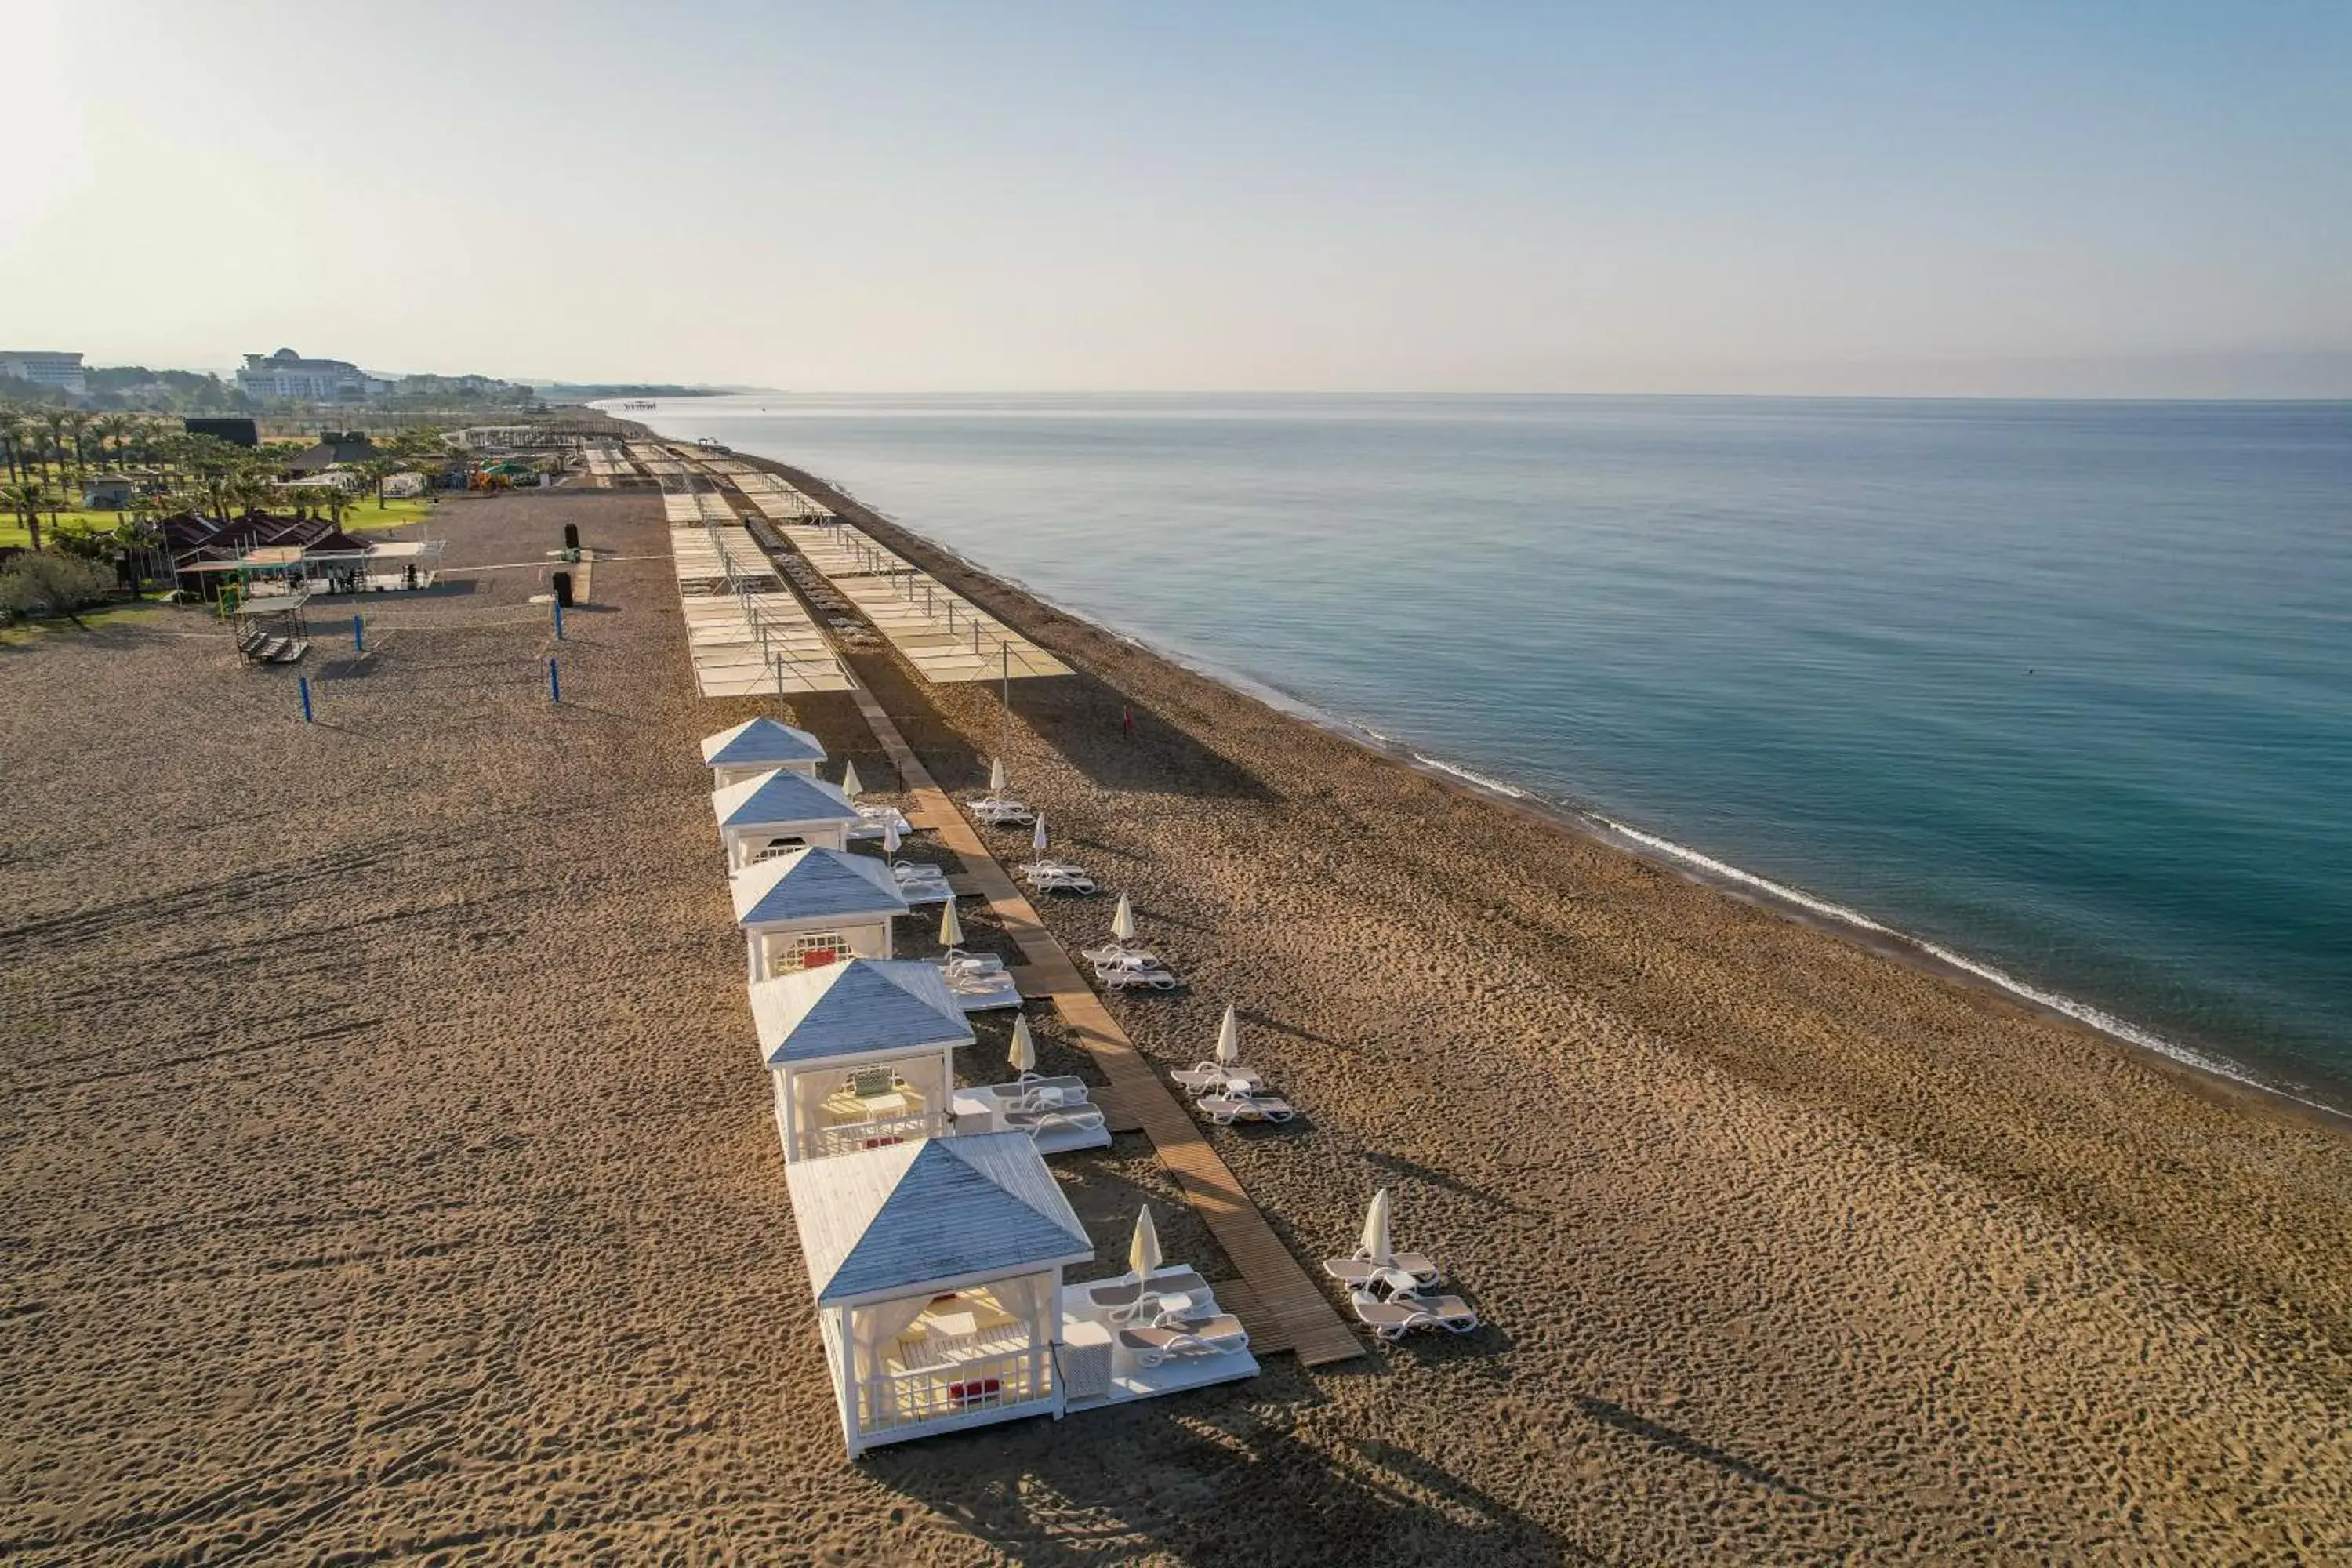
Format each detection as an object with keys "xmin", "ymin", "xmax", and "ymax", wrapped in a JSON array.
[
  {"xmin": 553, "ymin": 600, "xmax": 564, "ymax": 640},
  {"xmin": 352, "ymin": 614, "xmax": 364, "ymax": 652},
  {"xmin": 299, "ymin": 675, "xmax": 314, "ymax": 724},
  {"xmin": 548, "ymin": 658, "xmax": 561, "ymax": 703}
]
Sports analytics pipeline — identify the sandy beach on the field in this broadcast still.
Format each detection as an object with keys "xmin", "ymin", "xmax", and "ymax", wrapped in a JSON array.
[{"xmin": 3, "ymin": 483, "xmax": 2349, "ymax": 1563}]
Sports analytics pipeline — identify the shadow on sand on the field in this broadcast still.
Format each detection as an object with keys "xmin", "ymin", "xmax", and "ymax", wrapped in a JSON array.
[{"xmin": 868, "ymin": 1385, "xmax": 1588, "ymax": 1566}]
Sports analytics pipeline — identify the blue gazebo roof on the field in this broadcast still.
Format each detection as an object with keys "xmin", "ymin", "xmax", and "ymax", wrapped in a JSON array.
[
  {"xmin": 731, "ymin": 847, "xmax": 908, "ymax": 927},
  {"xmin": 702, "ymin": 717, "xmax": 827, "ymax": 768},
  {"xmin": 712, "ymin": 768, "xmax": 862, "ymax": 829},
  {"xmin": 748, "ymin": 959, "xmax": 972, "ymax": 1067},
  {"xmin": 784, "ymin": 1133, "xmax": 1093, "ymax": 1303}
]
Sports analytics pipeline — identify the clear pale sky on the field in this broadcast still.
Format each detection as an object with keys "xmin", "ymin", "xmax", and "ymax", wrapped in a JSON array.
[{"xmin": 9, "ymin": 1, "xmax": 2349, "ymax": 395}]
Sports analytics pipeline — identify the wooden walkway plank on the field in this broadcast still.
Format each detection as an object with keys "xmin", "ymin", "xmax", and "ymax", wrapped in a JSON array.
[{"xmin": 841, "ymin": 681, "xmax": 1363, "ymax": 1367}]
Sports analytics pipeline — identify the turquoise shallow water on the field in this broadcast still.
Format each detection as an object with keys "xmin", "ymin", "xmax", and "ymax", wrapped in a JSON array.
[{"xmin": 633, "ymin": 394, "xmax": 2352, "ymax": 1104}]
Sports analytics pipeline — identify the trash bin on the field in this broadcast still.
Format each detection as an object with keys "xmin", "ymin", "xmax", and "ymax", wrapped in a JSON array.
[
  {"xmin": 563, "ymin": 523, "xmax": 579, "ymax": 551},
  {"xmin": 553, "ymin": 571, "xmax": 574, "ymax": 608}
]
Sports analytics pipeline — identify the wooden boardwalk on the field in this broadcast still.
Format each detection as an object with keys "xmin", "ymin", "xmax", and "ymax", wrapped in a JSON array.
[{"xmin": 843, "ymin": 682, "xmax": 1363, "ymax": 1367}]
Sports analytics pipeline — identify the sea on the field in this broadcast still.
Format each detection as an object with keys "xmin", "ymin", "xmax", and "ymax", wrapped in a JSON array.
[{"xmin": 627, "ymin": 394, "xmax": 2352, "ymax": 1109}]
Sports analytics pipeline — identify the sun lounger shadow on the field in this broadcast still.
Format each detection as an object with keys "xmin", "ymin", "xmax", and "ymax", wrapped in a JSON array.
[
  {"xmin": 1236, "ymin": 1010, "xmax": 1345, "ymax": 1047},
  {"xmin": 1361, "ymin": 1151, "xmax": 1536, "ymax": 1216},
  {"xmin": 1572, "ymin": 1396, "xmax": 1827, "ymax": 1502}
]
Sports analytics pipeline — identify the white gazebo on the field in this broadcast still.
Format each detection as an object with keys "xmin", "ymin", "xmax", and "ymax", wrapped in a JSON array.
[
  {"xmin": 702, "ymin": 717, "xmax": 828, "ymax": 786},
  {"xmin": 786, "ymin": 1132, "xmax": 1094, "ymax": 1456},
  {"xmin": 731, "ymin": 847, "xmax": 911, "ymax": 980},
  {"xmin": 712, "ymin": 768, "xmax": 866, "ymax": 868},
  {"xmin": 753, "ymin": 959, "xmax": 975, "ymax": 1161}
]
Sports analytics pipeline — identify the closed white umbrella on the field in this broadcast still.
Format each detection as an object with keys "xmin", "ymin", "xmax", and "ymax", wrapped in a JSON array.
[
  {"xmin": 1031, "ymin": 815, "xmax": 1048, "ymax": 854},
  {"xmin": 1111, "ymin": 892, "xmax": 1137, "ymax": 942},
  {"xmin": 1008, "ymin": 1013, "xmax": 1036, "ymax": 1075},
  {"xmin": 882, "ymin": 819, "xmax": 902, "ymax": 855},
  {"xmin": 1359, "ymin": 1188, "xmax": 1393, "ymax": 1265},
  {"xmin": 989, "ymin": 757, "xmax": 1007, "ymax": 793},
  {"xmin": 1128, "ymin": 1204, "xmax": 1163, "ymax": 1282},
  {"xmin": 1214, "ymin": 1004, "xmax": 1240, "ymax": 1066},
  {"xmin": 841, "ymin": 760, "xmax": 865, "ymax": 799},
  {"xmin": 938, "ymin": 898, "xmax": 964, "ymax": 947}
]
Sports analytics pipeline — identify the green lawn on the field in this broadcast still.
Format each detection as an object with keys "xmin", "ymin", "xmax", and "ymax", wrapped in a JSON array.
[
  {"xmin": 2, "ymin": 495, "xmax": 439, "ymax": 548},
  {"xmin": 0, "ymin": 509, "xmax": 119, "ymax": 549},
  {"xmin": 343, "ymin": 495, "xmax": 438, "ymax": 532},
  {"xmin": 0, "ymin": 597, "xmax": 172, "ymax": 644}
]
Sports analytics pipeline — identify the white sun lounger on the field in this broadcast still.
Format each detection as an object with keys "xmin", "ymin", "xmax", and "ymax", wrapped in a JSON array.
[
  {"xmin": 967, "ymin": 797, "xmax": 1036, "ymax": 826},
  {"xmin": 1196, "ymin": 1091, "xmax": 1294, "ymax": 1125},
  {"xmin": 1101, "ymin": 964, "xmax": 1179, "ymax": 992},
  {"xmin": 1005, "ymin": 1103, "xmax": 1108, "ymax": 1140},
  {"xmin": 845, "ymin": 804, "xmax": 913, "ymax": 840},
  {"xmin": 997, "ymin": 1073, "xmax": 1093, "ymax": 1113},
  {"xmin": 1321, "ymin": 1252, "xmax": 1445, "ymax": 1289},
  {"xmin": 935, "ymin": 951, "xmax": 1022, "ymax": 1012},
  {"xmin": 1026, "ymin": 867, "xmax": 1097, "ymax": 895},
  {"xmin": 890, "ymin": 861, "xmax": 954, "ymax": 904},
  {"xmin": 1080, "ymin": 941, "xmax": 1159, "ymax": 967},
  {"xmin": 1084, "ymin": 1267, "xmax": 1210, "ymax": 1323},
  {"xmin": 1170, "ymin": 1062, "xmax": 1265, "ymax": 1094},
  {"xmin": 1348, "ymin": 1290, "xmax": 1479, "ymax": 1340},
  {"xmin": 1116, "ymin": 1315, "xmax": 1250, "ymax": 1367}
]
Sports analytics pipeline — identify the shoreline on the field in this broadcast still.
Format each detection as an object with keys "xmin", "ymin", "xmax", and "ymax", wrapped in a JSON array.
[{"xmin": 660, "ymin": 428, "xmax": 2348, "ymax": 1133}]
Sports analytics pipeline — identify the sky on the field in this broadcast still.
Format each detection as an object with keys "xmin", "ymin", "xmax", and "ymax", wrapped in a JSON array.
[{"xmin": 6, "ymin": 1, "xmax": 2350, "ymax": 396}]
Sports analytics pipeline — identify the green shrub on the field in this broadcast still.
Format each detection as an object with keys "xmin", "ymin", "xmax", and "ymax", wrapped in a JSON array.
[{"xmin": 0, "ymin": 551, "xmax": 118, "ymax": 626}]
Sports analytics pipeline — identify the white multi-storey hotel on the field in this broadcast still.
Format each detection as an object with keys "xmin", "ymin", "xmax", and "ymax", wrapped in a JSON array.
[
  {"xmin": 235, "ymin": 348, "xmax": 393, "ymax": 403},
  {"xmin": 0, "ymin": 350, "xmax": 87, "ymax": 394}
]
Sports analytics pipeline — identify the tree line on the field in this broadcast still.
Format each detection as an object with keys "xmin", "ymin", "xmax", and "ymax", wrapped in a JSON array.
[{"xmin": 0, "ymin": 405, "xmax": 452, "ymax": 612}]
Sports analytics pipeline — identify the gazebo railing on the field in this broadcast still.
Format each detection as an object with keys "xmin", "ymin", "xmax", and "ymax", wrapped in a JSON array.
[
  {"xmin": 858, "ymin": 1345, "xmax": 1051, "ymax": 1436},
  {"xmin": 808, "ymin": 1109, "xmax": 945, "ymax": 1160}
]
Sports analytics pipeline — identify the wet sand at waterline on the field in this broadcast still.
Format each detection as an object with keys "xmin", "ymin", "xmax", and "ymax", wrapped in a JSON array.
[{"xmin": 2, "ymin": 488, "xmax": 2348, "ymax": 1563}]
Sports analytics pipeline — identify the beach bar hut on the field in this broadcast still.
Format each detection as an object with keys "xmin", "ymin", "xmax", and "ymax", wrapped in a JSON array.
[
  {"xmin": 702, "ymin": 717, "xmax": 828, "ymax": 786},
  {"xmin": 753, "ymin": 959, "xmax": 975, "ymax": 1160},
  {"xmin": 733, "ymin": 847, "xmax": 911, "ymax": 980},
  {"xmin": 713, "ymin": 768, "xmax": 865, "ymax": 867},
  {"xmin": 786, "ymin": 1131, "xmax": 1094, "ymax": 1456}
]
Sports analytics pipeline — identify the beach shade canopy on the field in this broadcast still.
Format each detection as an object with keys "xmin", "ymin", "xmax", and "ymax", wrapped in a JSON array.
[
  {"xmin": 1032, "ymin": 815, "xmax": 1048, "ymax": 853},
  {"xmin": 1111, "ymin": 893, "xmax": 1137, "ymax": 942},
  {"xmin": 1009, "ymin": 1013, "xmax": 1037, "ymax": 1074},
  {"xmin": 938, "ymin": 898, "xmax": 965, "ymax": 947},
  {"xmin": 749, "ymin": 957, "xmax": 974, "ymax": 1069},
  {"xmin": 1128, "ymin": 1204, "xmax": 1163, "ymax": 1281},
  {"xmin": 711, "ymin": 768, "xmax": 862, "ymax": 830},
  {"xmin": 783, "ymin": 1132, "xmax": 1093, "ymax": 1305},
  {"xmin": 702, "ymin": 716, "xmax": 826, "ymax": 770},
  {"xmin": 1214, "ymin": 1004, "xmax": 1241, "ymax": 1066},
  {"xmin": 731, "ymin": 846, "xmax": 910, "ymax": 927},
  {"xmin": 989, "ymin": 757, "xmax": 1008, "ymax": 793},
  {"xmin": 841, "ymin": 759, "xmax": 865, "ymax": 799},
  {"xmin": 1359, "ymin": 1188, "xmax": 1393, "ymax": 1265}
]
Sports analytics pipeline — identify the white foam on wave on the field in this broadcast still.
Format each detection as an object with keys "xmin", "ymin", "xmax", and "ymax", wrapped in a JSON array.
[{"xmin": 1409, "ymin": 753, "xmax": 1533, "ymax": 800}]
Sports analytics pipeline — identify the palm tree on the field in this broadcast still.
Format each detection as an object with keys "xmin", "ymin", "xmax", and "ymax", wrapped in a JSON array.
[
  {"xmin": 60, "ymin": 411, "xmax": 93, "ymax": 485},
  {"xmin": 96, "ymin": 413, "xmax": 137, "ymax": 466},
  {"xmin": 2, "ymin": 481, "xmax": 52, "ymax": 552},
  {"xmin": 38, "ymin": 412, "xmax": 71, "ymax": 488},
  {"xmin": 0, "ymin": 412, "xmax": 31, "ymax": 485}
]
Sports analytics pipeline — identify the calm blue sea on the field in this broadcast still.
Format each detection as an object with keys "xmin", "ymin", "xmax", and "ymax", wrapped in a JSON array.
[{"xmin": 633, "ymin": 394, "xmax": 2352, "ymax": 1105}]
